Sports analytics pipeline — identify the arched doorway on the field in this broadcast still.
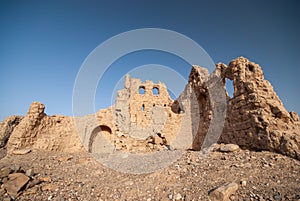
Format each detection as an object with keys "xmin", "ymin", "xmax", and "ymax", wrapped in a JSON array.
[{"xmin": 88, "ymin": 125, "xmax": 112, "ymax": 153}]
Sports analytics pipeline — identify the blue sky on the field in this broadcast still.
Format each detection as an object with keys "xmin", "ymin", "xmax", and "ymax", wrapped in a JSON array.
[{"xmin": 0, "ymin": 0, "xmax": 299, "ymax": 121}]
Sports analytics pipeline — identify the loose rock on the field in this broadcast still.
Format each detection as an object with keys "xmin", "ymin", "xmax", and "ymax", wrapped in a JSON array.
[
  {"xmin": 209, "ymin": 182, "xmax": 239, "ymax": 201},
  {"xmin": 0, "ymin": 167, "xmax": 12, "ymax": 178},
  {"xmin": 0, "ymin": 188, "xmax": 6, "ymax": 196},
  {"xmin": 3, "ymin": 173, "xmax": 30, "ymax": 196},
  {"xmin": 58, "ymin": 156, "xmax": 73, "ymax": 162},
  {"xmin": 220, "ymin": 144, "xmax": 240, "ymax": 152},
  {"xmin": 241, "ymin": 180, "xmax": 247, "ymax": 187},
  {"xmin": 26, "ymin": 179, "xmax": 41, "ymax": 189},
  {"xmin": 25, "ymin": 168, "xmax": 34, "ymax": 177},
  {"xmin": 12, "ymin": 149, "xmax": 31, "ymax": 155},
  {"xmin": 174, "ymin": 193, "xmax": 182, "ymax": 200},
  {"xmin": 41, "ymin": 184, "xmax": 59, "ymax": 191}
]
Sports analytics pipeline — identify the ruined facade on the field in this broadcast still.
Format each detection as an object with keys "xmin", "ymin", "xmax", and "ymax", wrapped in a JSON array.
[
  {"xmin": 94, "ymin": 75, "xmax": 183, "ymax": 153},
  {"xmin": 2, "ymin": 57, "xmax": 300, "ymax": 160},
  {"xmin": 221, "ymin": 58, "xmax": 300, "ymax": 159},
  {"xmin": 186, "ymin": 57, "xmax": 300, "ymax": 159}
]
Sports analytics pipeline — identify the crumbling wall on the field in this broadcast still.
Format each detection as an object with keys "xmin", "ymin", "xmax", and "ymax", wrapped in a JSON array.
[
  {"xmin": 220, "ymin": 57, "xmax": 300, "ymax": 159},
  {"xmin": 179, "ymin": 63, "xmax": 227, "ymax": 151},
  {"xmin": 0, "ymin": 116, "xmax": 23, "ymax": 148},
  {"xmin": 114, "ymin": 75, "xmax": 181, "ymax": 140},
  {"xmin": 2, "ymin": 57, "xmax": 299, "ymax": 159},
  {"xmin": 7, "ymin": 102, "xmax": 84, "ymax": 153},
  {"xmin": 184, "ymin": 57, "xmax": 300, "ymax": 159},
  {"xmin": 186, "ymin": 66, "xmax": 212, "ymax": 149},
  {"xmin": 94, "ymin": 74, "xmax": 183, "ymax": 153}
]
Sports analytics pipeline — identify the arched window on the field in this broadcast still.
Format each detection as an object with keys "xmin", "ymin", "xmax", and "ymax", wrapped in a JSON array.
[
  {"xmin": 142, "ymin": 104, "xmax": 145, "ymax": 111},
  {"xmin": 225, "ymin": 78, "xmax": 234, "ymax": 98},
  {"xmin": 139, "ymin": 86, "xmax": 145, "ymax": 95},
  {"xmin": 152, "ymin": 87, "xmax": 159, "ymax": 96}
]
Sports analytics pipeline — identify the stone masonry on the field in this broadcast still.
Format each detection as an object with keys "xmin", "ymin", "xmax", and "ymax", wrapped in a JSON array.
[
  {"xmin": 0, "ymin": 116, "xmax": 23, "ymax": 148},
  {"xmin": 185, "ymin": 57, "xmax": 300, "ymax": 159},
  {"xmin": 220, "ymin": 57, "xmax": 300, "ymax": 159},
  {"xmin": 94, "ymin": 74, "xmax": 183, "ymax": 153},
  {"xmin": 6, "ymin": 102, "xmax": 84, "ymax": 153},
  {"xmin": 1, "ymin": 57, "xmax": 299, "ymax": 160}
]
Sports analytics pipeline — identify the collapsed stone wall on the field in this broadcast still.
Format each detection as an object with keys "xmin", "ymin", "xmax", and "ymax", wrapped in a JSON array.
[
  {"xmin": 0, "ymin": 116, "xmax": 23, "ymax": 148},
  {"xmin": 185, "ymin": 57, "xmax": 300, "ymax": 159},
  {"xmin": 221, "ymin": 57, "xmax": 300, "ymax": 159},
  {"xmin": 6, "ymin": 102, "xmax": 84, "ymax": 153}
]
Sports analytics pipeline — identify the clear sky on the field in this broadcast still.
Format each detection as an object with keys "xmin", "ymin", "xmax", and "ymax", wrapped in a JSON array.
[{"xmin": 0, "ymin": 0, "xmax": 299, "ymax": 121}]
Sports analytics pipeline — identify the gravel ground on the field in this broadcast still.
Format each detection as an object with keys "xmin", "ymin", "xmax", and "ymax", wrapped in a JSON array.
[{"xmin": 0, "ymin": 145, "xmax": 299, "ymax": 201}]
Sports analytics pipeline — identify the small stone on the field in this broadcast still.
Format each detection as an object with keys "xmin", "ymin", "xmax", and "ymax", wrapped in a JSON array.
[
  {"xmin": 0, "ymin": 167, "xmax": 12, "ymax": 178},
  {"xmin": 12, "ymin": 149, "xmax": 31, "ymax": 155},
  {"xmin": 58, "ymin": 156, "xmax": 73, "ymax": 162},
  {"xmin": 221, "ymin": 156, "xmax": 227, "ymax": 160},
  {"xmin": 125, "ymin": 180, "xmax": 133, "ymax": 186},
  {"xmin": 244, "ymin": 163, "xmax": 252, "ymax": 168},
  {"xmin": 25, "ymin": 169, "xmax": 34, "ymax": 177},
  {"xmin": 3, "ymin": 173, "xmax": 30, "ymax": 196},
  {"xmin": 39, "ymin": 176, "xmax": 52, "ymax": 182},
  {"xmin": 168, "ymin": 194, "xmax": 173, "ymax": 199},
  {"xmin": 209, "ymin": 182, "xmax": 239, "ymax": 201},
  {"xmin": 220, "ymin": 144, "xmax": 240, "ymax": 152},
  {"xmin": 3, "ymin": 197, "xmax": 11, "ymax": 201},
  {"xmin": 26, "ymin": 179, "xmax": 41, "ymax": 189},
  {"xmin": 273, "ymin": 193, "xmax": 281, "ymax": 200},
  {"xmin": 2, "ymin": 176, "xmax": 8, "ymax": 183},
  {"xmin": 241, "ymin": 180, "xmax": 247, "ymax": 187},
  {"xmin": 0, "ymin": 187, "xmax": 6, "ymax": 196},
  {"xmin": 229, "ymin": 195, "xmax": 235, "ymax": 201},
  {"xmin": 174, "ymin": 193, "xmax": 182, "ymax": 200},
  {"xmin": 11, "ymin": 164, "xmax": 21, "ymax": 173},
  {"xmin": 41, "ymin": 184, "xmax": 59, "ymax": 191}
]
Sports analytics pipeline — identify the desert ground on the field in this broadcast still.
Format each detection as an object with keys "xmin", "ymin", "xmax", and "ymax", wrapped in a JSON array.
[{"xmin": 0, "ymin": 144, "xmax": 299, "ymax": 201}]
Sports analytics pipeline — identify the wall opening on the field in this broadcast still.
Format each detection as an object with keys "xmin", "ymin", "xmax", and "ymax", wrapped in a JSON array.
[
  {"xmin": 152, "ymin": 87, "xmax": 159, "ymax": 96},
  {"xmin": 171, "ymin": 100, "xmax": 185, "ymax": 114},
  {"xmin": 225, "ymin": 78, "xmax": 234, "ymax": 98},
  {"xmin": 88, "ymin": 125, "xmax": 112, "ymax": 153},
  {"xmin": 247, "ymin": 63, "xmax": 255, "ymax": 72},
  {"xmin": 139, "ymin": 86, "xmax": 145, "ymax": 95}
]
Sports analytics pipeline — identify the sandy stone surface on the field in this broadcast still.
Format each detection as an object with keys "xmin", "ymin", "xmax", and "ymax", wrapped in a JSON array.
[{"xmin": 0, "ymin": 145, "xmax": 299, "ymax": 201}]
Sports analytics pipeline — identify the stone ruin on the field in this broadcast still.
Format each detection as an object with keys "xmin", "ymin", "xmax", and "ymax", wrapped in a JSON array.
[
  {"xmin": 94, "ymin": 75, "xmax": 183, "ymax": 153},
  {"xmin": 1, "ymin": 57, "xmax": 299, "ymax": 160}
]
